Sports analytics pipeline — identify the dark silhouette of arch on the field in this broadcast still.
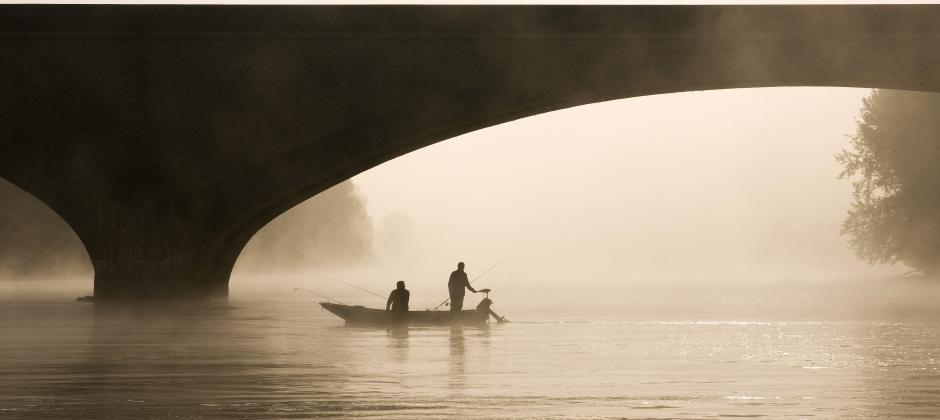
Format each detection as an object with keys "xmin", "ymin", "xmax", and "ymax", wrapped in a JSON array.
[
  {"xmin": 2, "ymin": 5, "xmax": 940, "ymax": 300},
  {"xmin": 0, "ymin": 177, "xmax": 93, "ymax": 288}
]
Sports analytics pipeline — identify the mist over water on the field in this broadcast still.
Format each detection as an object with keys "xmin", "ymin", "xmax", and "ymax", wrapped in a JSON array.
[
  {"xmin": 3, "ymin": 284, "xmax": 940, "ymax": 418},
  {"xmin": 4, "ymin": 88, "xmax": 940, "ymax": 418}
]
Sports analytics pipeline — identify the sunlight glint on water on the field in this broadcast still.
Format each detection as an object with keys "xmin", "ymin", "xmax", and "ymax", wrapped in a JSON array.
[{"xmin": 1, "ymin": 284, "xmax": 939, "ymax": 419}]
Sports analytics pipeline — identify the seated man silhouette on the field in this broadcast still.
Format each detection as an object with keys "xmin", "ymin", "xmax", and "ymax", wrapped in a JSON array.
[
  {"xmin": 475, "ymin": 294, "xmax": 507, "ymax": 323},
  {"xmin": 386, "ymin": 281, "xmax": 410, "ymax": 321}
]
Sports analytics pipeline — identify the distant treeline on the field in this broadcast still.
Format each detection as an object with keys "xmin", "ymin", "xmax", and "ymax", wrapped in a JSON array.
[
  {"xmin": 838, "ymin": 90, "xmax": 940, "ymax": 275},
  {"xmin": 235, "ymin": 180, "xmax": 374, "ymax": 272},
  {"xmin": 0, "ymin": 179, "xmax": 373, "ymax": 280}
]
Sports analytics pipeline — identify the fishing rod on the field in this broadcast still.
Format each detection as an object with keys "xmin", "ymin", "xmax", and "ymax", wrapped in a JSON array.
[
  {"xmin": 292, "ymin": 287, "xmax": 346, "ymax": 305},
  {"xmin": 885, "ymin": 268, "xmax": 920, "ymax": 279},
  {"xmin": 332, "ymin": 279, "xmax": 386, "ymax": 301},
  {"xmin": 431, "ymin": 260, "xmax": 503, "ymax": 311}
]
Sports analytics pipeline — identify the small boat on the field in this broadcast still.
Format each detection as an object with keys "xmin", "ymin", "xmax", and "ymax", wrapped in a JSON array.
[{"xmin": 320, "ymin": 297, "xmax": 506, "ymax": 327}]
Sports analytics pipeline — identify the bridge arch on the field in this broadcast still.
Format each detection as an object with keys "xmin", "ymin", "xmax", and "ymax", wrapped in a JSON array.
[
  {"xmin": 4, "ymin": 5, "xmax": 940, "ymax": 300},
  {"xmin": 226, "ymin": 85, "xmax": 879, "ymax": 290},
  {"xmin": 220, "ymin": 82, "xmax": 912, "ymax": 285},
  {"xmin": 0, "ymin": 177, "xmax": 93, "ymax": 294}
]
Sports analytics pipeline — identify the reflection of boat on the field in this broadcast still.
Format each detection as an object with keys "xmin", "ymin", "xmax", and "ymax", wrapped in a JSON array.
[{"xmin": 320, "ymin": 300, "xmax": 496, "ymax": 326}]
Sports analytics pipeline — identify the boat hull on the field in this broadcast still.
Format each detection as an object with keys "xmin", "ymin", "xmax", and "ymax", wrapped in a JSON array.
[{"xmin": 320, "ymin": 302, "xmax": 489, "ymax": 326}]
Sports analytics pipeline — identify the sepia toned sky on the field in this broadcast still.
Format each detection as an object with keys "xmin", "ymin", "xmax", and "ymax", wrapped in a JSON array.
[{"xmin": 342, "ymin": 87, "xmax": 898, "ymax": 295}]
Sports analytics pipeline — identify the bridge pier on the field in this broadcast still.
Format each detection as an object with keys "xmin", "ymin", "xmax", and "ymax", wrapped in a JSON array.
[{"xmin": 80, "ymin": 200, "xmax": 234, "ymax": 301}]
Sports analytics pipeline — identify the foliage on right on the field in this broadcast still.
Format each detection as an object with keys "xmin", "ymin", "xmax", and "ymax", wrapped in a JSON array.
[{"xmin": 837, "ymin": 89, "xmax": 940, "ymax": 275}]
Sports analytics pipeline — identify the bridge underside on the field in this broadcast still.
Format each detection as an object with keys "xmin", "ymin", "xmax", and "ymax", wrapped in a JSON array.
[{"xmin": 1, "ymin": 5, "xmax": 939, "ymax": 301}]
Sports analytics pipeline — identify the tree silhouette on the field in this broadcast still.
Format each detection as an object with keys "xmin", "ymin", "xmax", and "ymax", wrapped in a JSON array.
[{"xmin": 837, "ymin": 89, "xmax": 940, "ymax": 275}]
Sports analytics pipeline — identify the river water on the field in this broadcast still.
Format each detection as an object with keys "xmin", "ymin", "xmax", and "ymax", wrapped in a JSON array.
[{"xmin": 2, "ymin": 279, "xmax": 940, "ymax": 419}]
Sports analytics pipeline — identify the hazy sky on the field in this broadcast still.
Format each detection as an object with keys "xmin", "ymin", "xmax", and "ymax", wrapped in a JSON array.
[
  {"xmin": 339, "ymin": 87, "xmax": 897, "ymax": 296},
  {"xmin": 0, "ymin": 87, "xmax": 905, "ymax": 300}
]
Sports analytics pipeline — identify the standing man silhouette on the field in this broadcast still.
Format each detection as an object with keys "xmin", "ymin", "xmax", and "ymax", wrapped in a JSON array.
[{"xmin": 448, "ymin": 262, "xmax": 478, "ymax": 312}]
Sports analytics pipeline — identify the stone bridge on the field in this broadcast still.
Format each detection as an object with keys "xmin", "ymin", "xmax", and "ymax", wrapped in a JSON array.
[{"xmin": 2, "ymin": 5, "xmax": 939, "ymax": 300}]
